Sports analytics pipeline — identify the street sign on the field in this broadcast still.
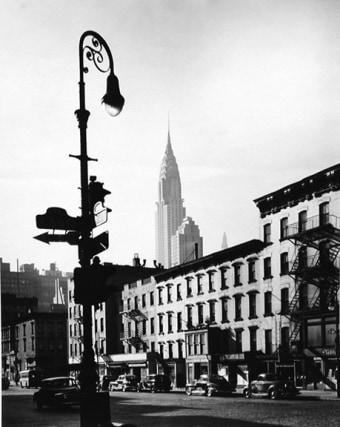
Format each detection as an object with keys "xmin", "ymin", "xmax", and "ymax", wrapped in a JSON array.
[
  {"xmin": 88, "ymin": 231, "xmax": 109, "ymax": 257},
  {"xmin": 34, "ymin": 231, "xmax": 80, "ymax": 245},
  {"xmin": 36, "ymin": 207, "xmax": 81, "ymax": 231}
]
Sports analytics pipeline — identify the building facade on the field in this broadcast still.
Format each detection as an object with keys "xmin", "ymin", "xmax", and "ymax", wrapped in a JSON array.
[
  {"xmin": 117, "ymin": 164, "xmax": 340, "ymax": 391},
  {"xmin": 2, "ymin": 312, "xmax": 68, "ymax": 380},
  {"xmin": 254, "ymin": 163, "xmax": 340, "ymax": 389}
]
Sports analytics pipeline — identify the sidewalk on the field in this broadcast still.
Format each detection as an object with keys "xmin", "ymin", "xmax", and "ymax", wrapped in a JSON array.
[{"xmin": 298, "ymin": 388, "xmax": 339, "ymax": 400}]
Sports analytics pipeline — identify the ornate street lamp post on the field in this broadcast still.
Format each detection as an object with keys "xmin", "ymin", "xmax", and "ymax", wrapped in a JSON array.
[{"xmin": 74, "ymin": 31, "xmax": 124, "ymax": 426}]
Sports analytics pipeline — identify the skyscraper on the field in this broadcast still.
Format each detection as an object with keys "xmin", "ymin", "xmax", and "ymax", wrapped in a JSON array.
[{"xmin": 155, "ymin": 129, "xmax": 202, "ymax": 268}]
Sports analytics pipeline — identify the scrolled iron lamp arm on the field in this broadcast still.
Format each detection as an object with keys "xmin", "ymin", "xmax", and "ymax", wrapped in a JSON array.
[{"xmin": 78, "ymin": 30, "xmax": 125, "ymax": 117}]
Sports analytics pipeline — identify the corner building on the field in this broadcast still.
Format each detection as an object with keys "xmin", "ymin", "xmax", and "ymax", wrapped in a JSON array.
[{"xmin": 254, "ymin": 163, "xmax": 340, "ymax": 389}]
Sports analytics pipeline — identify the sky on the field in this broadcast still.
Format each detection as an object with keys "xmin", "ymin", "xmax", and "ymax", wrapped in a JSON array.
[{"xmin": 1, "ymin": 0, "xmax": 340, "ymax": 274}]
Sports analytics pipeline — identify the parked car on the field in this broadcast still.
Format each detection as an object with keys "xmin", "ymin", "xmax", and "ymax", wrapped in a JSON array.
[
  {"xmin": 185, "ymin": 374, "xmax": 233, "ymax": 397},
  {"xmin": 19, "ymin": 369, "xmax": 44, "ymax": 388},
  {"xmin": 137, "ymin": 374, "xmax": 172, "ymax": 393},
  {"xmin": 109, "ymin": 374, "xmax": 138, "ymax": 392},
  {"xmin": 33, "ymin": 376, "xmax": 80, "ymax": 409},
  {"xmin": 243, "ymin": 373, "xmax": 300, "ymax": 400},
  {"xmin": 2, "ymin": 376, "xmax": 10, "ymax": 390},
  {"xmin": 99, "ymin": 375, "xmax": 115, "ymax": 391}
]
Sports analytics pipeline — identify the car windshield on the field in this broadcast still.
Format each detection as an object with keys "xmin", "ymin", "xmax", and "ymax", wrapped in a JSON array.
[
  {"xmin": 43, "ymin": 378, "xmax": 74, "ymax": 388},
  {"xmin": 259, "ymin": 374, "xmax": 286, "ymax": 381}
]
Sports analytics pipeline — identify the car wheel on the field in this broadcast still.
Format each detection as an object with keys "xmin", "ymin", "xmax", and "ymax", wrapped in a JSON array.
[
  {"xmin": 269, "ymin": 389, "xmax": 278, "ymax": 400},
  {"xmin": 243, "ymin": 389, "xmax": 251, "ymax": 399},
  {"xmin": 206, "ymin": 388, "xmax": 214, "ymax": 397},
  {"xmin": 185, "ymin": 387, "xmax": 192, "ymax": 396}
]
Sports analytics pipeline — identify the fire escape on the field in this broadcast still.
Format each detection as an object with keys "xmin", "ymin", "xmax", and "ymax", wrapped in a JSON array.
[
  {"xmin": 121, "ymin": 307, "xmax": 148, "ymax": 351},
  {"xmin": 72, "ymin": 306, "xmax": 83, "ymax": 361},
  {"xmin": 284, "ymin": 212, "xmax": 340, "ymax": 350}
]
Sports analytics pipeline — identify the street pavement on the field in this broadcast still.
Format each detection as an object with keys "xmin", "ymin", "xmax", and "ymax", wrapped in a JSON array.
[{"xmin": 2, "ymin": 384, "xmax": 340, "ymax": 427}]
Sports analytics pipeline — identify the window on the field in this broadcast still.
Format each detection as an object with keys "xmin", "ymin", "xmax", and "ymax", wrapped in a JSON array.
[
  {"xmin": 168, "ymin": 313, "xmax": 173, "ymax": 333},
  {"xmin": 159, "ymin": 315, "xmax": 164, "ymax": 334},
  {"xmin": 177, "ymin": 283, "xmax": 182, "ymax": 300},
  {"xmin": 298, "ymin": 210, "xmax": 307, "ymax": 233},
  {"xmin": 265, "ymin": 330, "xmax": 272, "ymax": 354},
  {"xmin": 186, "ymin": 278, "xmax": 193, "ymax": 297},
  {"xmin": 23, "ymin": 338, "xmax": 26, "ymax": 352},
  {"xmin": 198, "ymin": 304, "xmax": 204, "ymax": 325},
  {"xmin": 281, "ymin": 326, "xmax": 289, "ymax": 352},
  {"xmin": 234, "ymin": 264, "xmax": 242, "ymax": 286},
  {"xmin": 23, "ymin": 324, "xmax": 26, "ymax": 337},
  {"xmin": 127, "ymin": 298, "xmax": 131, "ymax": 310},
  {"xmin": 263, "ymin": 257, "xmax": 272, "ymax": 279},
  {"xmin": 234, "ymin": 295, "xmax": 242, "ymax": 321},
  {"xmin": 197, "ymin": 275, "xmax": 203, "ymax": 294},
  {"xmin": 264, "ymin": 292, "xmax": 272, "ymax": 316},
  {"xmin": 167, "ymin": 285, "xmax": 172, "ymax": 303},
  {"xmin": 235, "ymin": 330, "xmax": 243, "ymax": 353},
  {"xmin": 31, "ymin": 337, "xmax": 35, "ymax": 351},
  {"xmin": 249, "ymin": 328, "xmax": 257, "ymax": 352},
  {"xmin": 220, "ymin": 268, "xmax": 228, "ymax": 289},
  {"xmin": 177, "ymin": 312, "xmax": 182, "ymax": 331},
  {"xmin": 168, "ymin": 343, "xmax": 173, "ymax": 359},
  {"xmin": 298, "ymin": 246, "xmax": 308, "ymax": 268},
  {"xmin": 209, "ymin": 301, "xmax": 216, "ymax": 322},
  {"xmin": 134, "ymin": 296, "xmax": 138, "ymax": 309},
  {"xmin": 249, "ymin": 293, "xmax": 257, "ymax": 319},
  {"xmin": 158, "ymin": 288, "xmax": 163, "ymax": 305},
  {"xmin": 319, "ymin": 202, "xmax": 329, "ymax": 226},
  {"xmin": 150, "ymin": 317, "xmax": 155, "ymax": 334},
  {"xmin": 178, "ymin": 341, "xmax": 183, "ymax": 359},
  {"xmin": 150, "ymin": 342, "xmax": 155, "ymax": 352},
  {"xmin": 263, "ymin": 223, "xmax": 271, "ymax": 243},
  {"xmin": 280, "ymin": 252, "xmax": 289, "ymax": 275},
  {"xmin": 142, "ymin": 319, "xmax": 146, "ymax": 335},
  {"xmin": 159, "ymin": 344, "xmax": 164, "ymax": 359},
  {"xmin": 194, "ymin": 334, "xmax": 199, "ymax": 354},
  {"xmin": 208, "ymin": 273, "xmax": 215, "ymax": 292},
  {"xmin": 281, "ymin": 288, "xmax": 289, "ymax": 314},
  {"xmin": 221, "ymin": 298, "xmax": 229, "ymax": 322},
  {"xmin": 150, "ymin": 291, "xmax": 154, "ymax": 306},
  {"xmin": 280, "ymin": 217, "xmax": 288, "ymax": 239},
  {"xmin": 188, "ymin": 335, "xmax": 193, "ymax": 355},
  {"xmin": 200, "ymin": 333, "xmax": 206, "ymax": 354},
  {"xmin": 142, "ymin": 294, "xmax": 146, "ymax": 308},
  {"xmin": 187, "ymin": 306, "xmax": 193, "ymax": 328},
  {"xmin": 248, "ymin": 260, "xmax": 256, "ymax": 283},
  {"xmin": 100, "ymin": 318, "xmax": 104, "ymax": 332}
]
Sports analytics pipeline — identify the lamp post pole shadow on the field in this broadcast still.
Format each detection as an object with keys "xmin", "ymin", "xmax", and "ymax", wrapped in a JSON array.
[{"xmin": 74, "ymin": 30, "xmax": 124, "ymax": 427}]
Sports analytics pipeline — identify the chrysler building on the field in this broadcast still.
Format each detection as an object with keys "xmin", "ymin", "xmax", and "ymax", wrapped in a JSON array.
[{"xmin": 155, "ymin": 129, "xmax": 203, "ymax": 268}]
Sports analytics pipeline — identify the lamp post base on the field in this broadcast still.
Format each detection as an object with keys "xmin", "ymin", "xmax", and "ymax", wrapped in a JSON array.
[{"xmin": 80, "ymin": 391, "xmax": 111, "ymax": 427}]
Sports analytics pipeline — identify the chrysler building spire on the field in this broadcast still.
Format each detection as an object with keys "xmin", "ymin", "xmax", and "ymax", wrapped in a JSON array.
[{"xmin": 156, "ymin": 124, "xmax": 203, "ymax": 268}]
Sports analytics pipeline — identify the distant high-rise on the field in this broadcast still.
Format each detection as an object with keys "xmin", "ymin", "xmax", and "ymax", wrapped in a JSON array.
[{"xmin": 155, "ymin": 129, "xmax": 202, "ymax": 268}]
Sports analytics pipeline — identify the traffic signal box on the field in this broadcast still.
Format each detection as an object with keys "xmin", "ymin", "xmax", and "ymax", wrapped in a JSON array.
[
  {"xmin": 73, "ymin": 263, "xmax": 160, "ymax": 305},
  {"xmin": 89, "ymin": 177, "xmax": 110, "ymax": 212}
]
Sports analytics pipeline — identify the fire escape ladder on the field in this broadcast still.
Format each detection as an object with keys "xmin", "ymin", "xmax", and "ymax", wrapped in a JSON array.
[
  {"xmin": 121, "ymin": 309, "xmax": 148, "ymax": 350},
  {"xmin": 289, "ymin": 322, "xmax": 301, "ymax": 345}
]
